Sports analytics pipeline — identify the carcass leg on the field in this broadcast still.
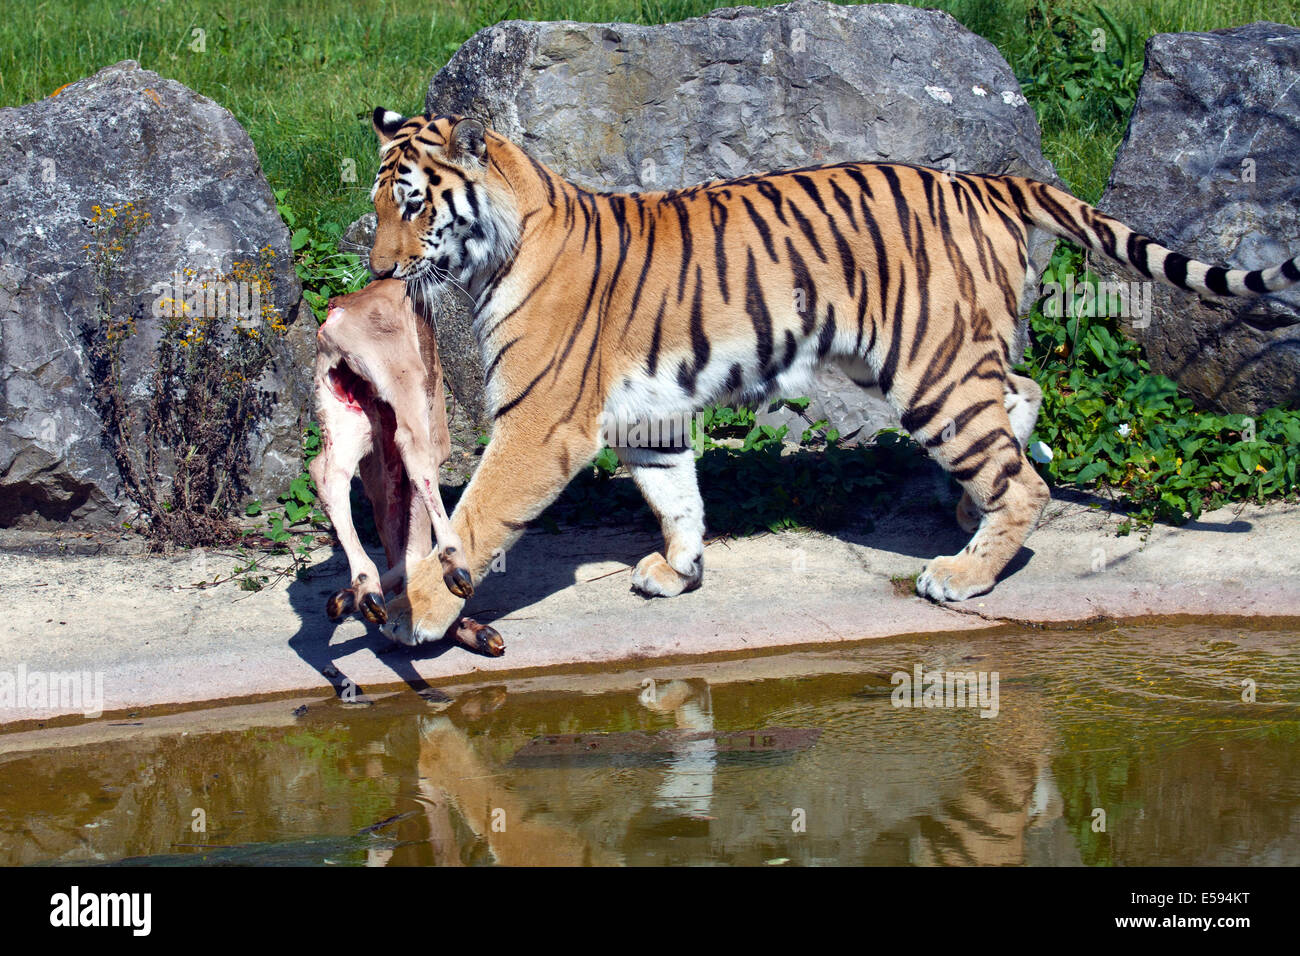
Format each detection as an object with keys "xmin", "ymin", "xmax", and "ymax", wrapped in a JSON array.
[{"xmin": 310, "ymin": 386, "xmax": 386, "ymax": 624}]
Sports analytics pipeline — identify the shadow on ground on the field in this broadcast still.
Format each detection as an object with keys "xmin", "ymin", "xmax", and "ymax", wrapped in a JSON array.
[{"xmin": 283, "ymin": 447, "xmax": 1151, "ymax": 697}]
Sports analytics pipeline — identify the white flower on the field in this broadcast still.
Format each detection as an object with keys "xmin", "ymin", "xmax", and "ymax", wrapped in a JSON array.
[
  {"xmin": 1117, "ymin": 423, "xmax": 1131, "ymax": 438},
  {"xmin": 1028, "ymin": 441, "xmax": 1054, "ymax": 464}
]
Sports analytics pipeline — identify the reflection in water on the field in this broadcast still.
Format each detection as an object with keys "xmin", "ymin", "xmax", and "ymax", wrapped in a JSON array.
[
  {"xmin": 0, "ymin": 621, "xmax": 1296, "ymax": 866},
  {"xmin": 639, "ymin": 679, "xmax": 715, "ymax": 823}
]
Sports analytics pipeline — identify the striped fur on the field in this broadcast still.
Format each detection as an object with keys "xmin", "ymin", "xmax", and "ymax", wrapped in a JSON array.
[{"xmin": 366, "ymin": 110, "xmax": 1300, "ymax": 645}]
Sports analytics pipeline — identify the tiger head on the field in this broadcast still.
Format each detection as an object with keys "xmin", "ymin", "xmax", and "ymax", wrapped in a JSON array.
[{"xmin": 368, "ymin": 109, "xmax": 520, "ymax": 300}]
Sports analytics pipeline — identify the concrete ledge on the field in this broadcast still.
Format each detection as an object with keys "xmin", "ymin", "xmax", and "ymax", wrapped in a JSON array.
[{"xmin": 1, "ymin": 496, "xmax": 1297, "ymax": 726}]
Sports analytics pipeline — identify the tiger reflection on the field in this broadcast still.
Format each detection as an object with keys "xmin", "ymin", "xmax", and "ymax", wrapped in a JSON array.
[{"xmin": 379, "ymin": 676, "xmax": 1078, "ymax": 866}]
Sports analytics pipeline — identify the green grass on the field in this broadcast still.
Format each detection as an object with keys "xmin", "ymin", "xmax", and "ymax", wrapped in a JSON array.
[{"xmin": 5, "ymin": 0, "xmax": 1297, "ymax": 226}]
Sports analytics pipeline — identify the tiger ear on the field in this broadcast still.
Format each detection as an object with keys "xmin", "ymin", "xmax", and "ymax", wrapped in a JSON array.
[
  {"xmin": 448, "ymin": 117, "xmax": 488, "ymax": 166},
  {"xmin": 372, "ymin": 108, "xmax": 407, "ymax": 146}
]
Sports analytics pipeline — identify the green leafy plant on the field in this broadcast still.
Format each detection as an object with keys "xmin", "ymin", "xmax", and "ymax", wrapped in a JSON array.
[
  {"xmin": 1019, "ymin": 244, "xmax": 1300, "ymax": 526},
  {"xmin": 275, "ymin": 189, "xmax": 369, "ymax": 321},
  {"xmin": 245, "ymin": 422, "xmax": 328, "ymax": 546}
]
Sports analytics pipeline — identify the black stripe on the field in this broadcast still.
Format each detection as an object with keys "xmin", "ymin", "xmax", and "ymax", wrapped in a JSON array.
[
  {"xmin": 755, "ymin": 180, "xmax": 788, "ymax": 224},
  {"xmin": 919, "ymin": 167, "xmax": 939, "ymax": 227},
  {"xmin": 745, "ymin": 250, "xmax": 774, "ymax": 370},
  {"xmin": 999, "ymin": 178, "xmax": 1033, "ymax": 221},
  {"xmin": 910, "ymin": 303, "xmax": 965, "ymax": 405},
  {"xmin": 877, "ymin": 261, "xmax": 907, "ymax": 396},
  {"xmin": 964, "ymin": 197, "xmax": 993, "ymax": 282},
  {"xmin": 620, "ymin": 215, "xmax": 658, "ymax": 334},
  {"xmin": 957, "ymin": 174, "xmax": 991, "ymax": 214},
  {"xmin": 741, "ymin": 195, "xmax": 778, "ymax": 262},
  {"xmin": 945, "ymin": 416, "xmax": 1006, "ymax": 461},
  {"xmin": 479, "ymin": 228, "xmax": 575, "ymax": 339},
  {"xmin": 1031, "ymin": 184, "xmax": 1084, "ymax": 241},
  {"xmin": 1163, "ymin": 251, "xmax": 1190, "ymax": 289},
  {"xmin": 786, "ymin": 238, "xmax": 818, "ymax": 335},
  {"xmin": 960, "ymin": 353, "xmax": 1004, "ymax": 384},
  {"xmin": 483, "ymin": 336, "xmax": 520, "ymax": 384},
  {"xmin": 982, "ymin": 456, "xmax": 1024, "ymax": 505},
  {"xmin": 907, "ymin": 227, "xmax": 932, "ymax": 365},
  {"xmin": 878, "ymin": 165, "xmax": 914, "ymax": 256},
  {"xmin": 779, "ymin": 329, "xmax": 798, "ymax": 371},
  {"xmin": 495, "ymin": 358, "xmax": 556, "ymax": 420},
  {"xmin": 816, "ymin": 306, "xmax": 837, "ymax": 359},
  {"xmin": 646, "ymin": 296, "xmax": 666, "ymax": 375},
  {"xmin": 826, "ymin": 208, "xmax": 857, "ymax": 296},
  {"xmin": 708, "ymin": 193, "xmax": 730, "ymax": 303},
  {"xmin": 676, "ymin": 265, "xmax": 711, "ymax": 394},
  {"xmin": 792, "ymin": 174, "xmax": 828, "ymax": 215},
  {"xmin": 899, "ymin": 380, "xmax": 955, "ymax": 437},
  {"xmin": 830, "ymin": 178, "xmax": 859, "ymax": 230},
  {"xmin": 551, "ymin": 201, "xmax": 605, "ymax": 375},
  {"xmin": 1090, "ymin": 213, "xmax": 1120, "ymax": 262},
  {"xmin": 1205, "ymin": 266, "xmax": 1230, "ymax": 296},
  {"xmin": 854, "ymin": 270, "xmax": 871, "ymax": 353},
  {"xmin": 671, "ymin": 196, "xmax": 694, "ymax": 303},
  {"xmin": 1126, "ymin": 233, "xmax": 1154, "ymax": 278},
  {"xmin": 861, "ymin": 198, "xmax": 890, "ymax": 323},
  {"xmin": 841, "ymin": 165, "xmax": 874, "ymax": 200},
  {"xmin": 786, "ymin": 199, "xmax": 828, "ymax": 262},
  {"xmin": 463, "ymin": 183, "xmax": 480, "ymax": 218}
]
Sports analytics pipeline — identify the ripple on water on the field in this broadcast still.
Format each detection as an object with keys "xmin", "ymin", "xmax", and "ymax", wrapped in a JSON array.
[{"xmin": 0, "ymin": 620, "xmax": 1296, "ymax": 866}]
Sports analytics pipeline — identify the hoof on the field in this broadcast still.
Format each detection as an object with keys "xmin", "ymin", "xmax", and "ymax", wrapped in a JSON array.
[
  {"xmin": 454, "ymin": 617, "xmax": 504, "ymax": 657},
  {"xmin": 326, "ymin": 589, "xmax": 355, "ymax": 621},
  {"xmin": 444, "ymin": 566, "xmax": 475, "ymax": 599},
  {"xmin": 360, "ymin": 591, "xmax": 388, "ymax": 625}
]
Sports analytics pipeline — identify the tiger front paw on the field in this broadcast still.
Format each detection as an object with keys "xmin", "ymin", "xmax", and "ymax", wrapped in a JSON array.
[
  {"xmin": 379, "ymin": 558, "xmax": 466, "ymax": 646},
  {"xmin": 915, "ymin": 554, "xmax": 996, "ymax": 603}
]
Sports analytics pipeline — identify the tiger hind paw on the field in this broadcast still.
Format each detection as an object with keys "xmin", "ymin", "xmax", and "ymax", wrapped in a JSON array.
[{"xmin": 630, "ymin": 552, "xmax": 702, "ymax": 598}]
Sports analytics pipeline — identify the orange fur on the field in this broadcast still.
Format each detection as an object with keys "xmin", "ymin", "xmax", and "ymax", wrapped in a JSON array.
[{"xmin": 364, "ymin": 111, "xmax": 1300, "ymax": 643}]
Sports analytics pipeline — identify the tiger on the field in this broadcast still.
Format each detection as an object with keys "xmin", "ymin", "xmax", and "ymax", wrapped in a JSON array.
[{"xmin": 364, "ymin": 108, "xmax": 1300, "ymax": 646}]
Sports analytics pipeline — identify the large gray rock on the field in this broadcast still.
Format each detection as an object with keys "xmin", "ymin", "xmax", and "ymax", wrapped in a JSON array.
[
  {"xmin": 1097, "ymin": 23, "xmax": 1300, "ymax": 414},
  {"xmin": 0, "ymin": 60, "xmax": 309, "ymax": 528},
  {"xmin": 366, "ymin": 0, "xmax": 1057, "ymax": 439}
]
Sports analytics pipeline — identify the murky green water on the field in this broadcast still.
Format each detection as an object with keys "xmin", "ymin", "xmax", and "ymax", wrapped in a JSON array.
[{"xmin": 1, "ymin": 621, "xmax": 1297, "ymax": 866}]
